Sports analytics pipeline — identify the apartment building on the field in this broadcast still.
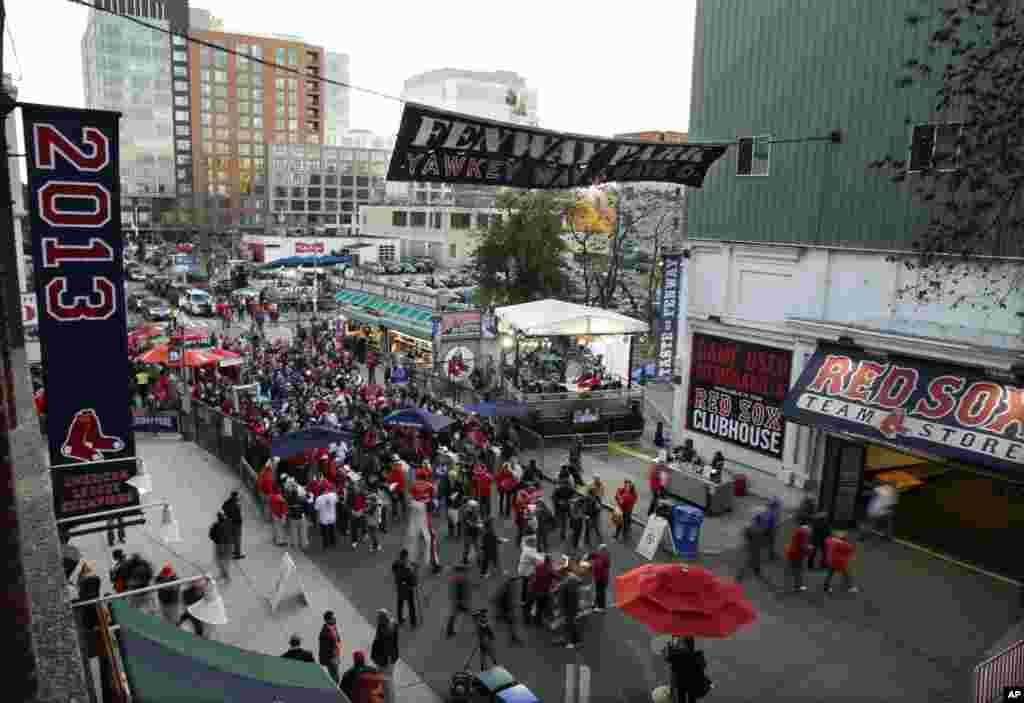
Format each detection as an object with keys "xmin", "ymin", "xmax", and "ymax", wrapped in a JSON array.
[{"xmin": 360, "ymin": 205, "xmax": 501, "ymax": 267}]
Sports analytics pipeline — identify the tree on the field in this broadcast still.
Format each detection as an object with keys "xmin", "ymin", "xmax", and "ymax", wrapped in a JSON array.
[
  {"xmin": 565, "ymin": 195, "xmax": 615, "ymax": 306},
  {"xmin": 473, "ymin": 191, "xmax": 570, "ymax": 306},
  {"xmin": 873, "ymin": 1, "xmax": 1024, "ymax": 311}
]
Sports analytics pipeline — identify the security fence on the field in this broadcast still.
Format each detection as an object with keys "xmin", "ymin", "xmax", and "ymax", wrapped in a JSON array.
[{"xmin": 179, "ymin": 399, "xmax": 271, "ymax": 499}]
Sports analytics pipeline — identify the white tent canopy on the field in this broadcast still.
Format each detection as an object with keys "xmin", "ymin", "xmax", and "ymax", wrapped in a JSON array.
[{"xmin": 495, "ymin": 299, "xmax": 648, "ymax": 336}]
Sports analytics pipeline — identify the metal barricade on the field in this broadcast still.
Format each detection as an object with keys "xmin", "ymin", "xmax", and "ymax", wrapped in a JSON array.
[{"xmin": 974, "ymin": 638, "xmax": 1024, "ymax": 703}]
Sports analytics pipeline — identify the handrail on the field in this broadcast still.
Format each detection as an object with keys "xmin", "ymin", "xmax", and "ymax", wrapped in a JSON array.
[{"xmin": 974, "ymin": 638, "xmax": 1024, "ymax": 703}]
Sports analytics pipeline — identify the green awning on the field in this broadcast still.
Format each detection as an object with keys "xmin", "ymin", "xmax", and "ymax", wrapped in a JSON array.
[{"xmin": 334, "ymin": 289, "xmax": 434, "ymax": 339}]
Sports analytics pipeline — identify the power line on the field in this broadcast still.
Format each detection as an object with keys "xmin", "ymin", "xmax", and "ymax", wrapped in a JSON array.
[{"xmin": 66, "ymin": 0, "xmax": 406, "ymax": 105}]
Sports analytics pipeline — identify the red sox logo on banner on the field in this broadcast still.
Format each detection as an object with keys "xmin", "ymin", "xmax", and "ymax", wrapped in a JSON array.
[
  {"xmin": 23, "ymin": 103, "xmax": 138, "ymax": 522},
  {"xmin": 295, "ymin": 241, "xmax": 325, "ymax": 254}
]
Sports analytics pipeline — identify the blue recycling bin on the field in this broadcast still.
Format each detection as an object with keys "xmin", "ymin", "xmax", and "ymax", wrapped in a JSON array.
[{"xmin": 671, "ymin": 504, "xmax": 705, "ymax": 560}]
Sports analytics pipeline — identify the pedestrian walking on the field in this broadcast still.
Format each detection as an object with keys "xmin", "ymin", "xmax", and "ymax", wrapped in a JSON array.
[
  {"xmin": 473, "ymin": 463, "xmax": 494, "ymax": 520},
  {"xmin": 654, "ymin": 421, "xmax": 667, "ymax": 449},
  {"xmin": 534, "ymin": 500, "xmax": 554, "ymax": 554},
  {"xmin": 527, "ymin": 554, "xmax": 556, "ymax": 626},
  {"xmin": 648, "ymin": 456, "xmax": 668, "ymax": 516},
  {"xmin": 588, "ymin": 544, "xmax": 611, "ymax": 612},
  {"xmin": 557, "ymin": 560, "xmax": 583, "ymax": 649},
  {"xmin": 480, "ymin": 517, "xmax": 501, "ymax": 578},
  {"xmin": 315, "ymin": 484, "xmax": 338, "ymax": 549},
  {"xmin": 736, "ymin": 522, "xmax": 768, "ymax": 584},
  {"xmin": 209, "ymin": 512, "xmax": 234, "ymax": 582},
  {"xmin": 446, "ymin": 473, "xmax": 464, "ymax": 537},
  {"xmin": 461, "ymin": 499, "xmax": 483, "ymax": 565},
  {"xmin": 110, "ymin": 549, "xmax": 128, "ymax": 593},
  {"xmin": 494, "ymin": 574, "xmax": 523, "ymax": 646},
  {"xmin": 370, "ymin": 609, "xmax": 400, "ymax": 703},
  {"xmin": 222, "ymin": 491, "xmax": 245, "ymax": 559},
  {"xmin": 553, "ymin": 478, "xmax": 574, "ymax": 541},
  {"xmin": 318, "ymin": 611, "xmax": 343, "ymax": 684},
  {"xmin": 391, "ymin": 549, "xmax": 419, "ymax": 627},
  {"xmin": 444, "ymin": 561, "xmax": 473, "ymax": 638},
  {"xmin": 665, "ymin": 636, "xmax": 713, "ymax": 703},
  {"xmin": 865, "ymin": 485, "xmax": 897, "ymax": 540},
  {"xmin": 808, "ymin": 511, "xmax": 831, "ymax": 570},
  {"xmin": 257, "ymin": 458, "xmax": 277, "ymax": 522},
  {"xmin": 569, "ymin": 495, "xmax": 586, "ymax": 550},
  {"xmin": 614, "ymin": 479, "xmax": 638, "ymax": 541},
  {"xmin": 340, "ymin": 650, "xmax": 378, "ymax": 702},
  {"xmin": 583, "ymin": 488, "xmax": 603, "ymax": 547},
  {"xmin": 784, "ymin": 523, "xmax": 812, "ymax": 592},
  {"xmin": 763, "ymin": 497, "xmax": 782, "ymax": 560},
  {"xmin": 281, "ymin": 634, "xmax": 315, "ymax": 662},
  {"xmin": 823, "ymin": 530, "xmax": 859, "ymax": 594},
  {"xmin": 496, "ymin": 461, "xmax": 518, "ymax": 518},
  {"xmin": 270, "ymin": 487, "xmax": 289, "ymax": 546},
  {"xmin": 364, "ymin": 488, "xmax": 382, "ymax": 552},
  {"xmin": 287, "ymin": 484, "xmax": 309, "ymax": 549},
  {"xmin": 367, "ymin": 350, "xmax": 379, "ymax": 384},
  {"xmin": 154, "ymin": 562, "xmax": 182, "ymax": 625}
]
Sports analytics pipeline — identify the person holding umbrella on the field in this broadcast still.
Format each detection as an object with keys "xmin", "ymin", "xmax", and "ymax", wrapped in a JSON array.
[{"xmin": 664, "ymin": 636, "xmax": 712, "ymax": 703}]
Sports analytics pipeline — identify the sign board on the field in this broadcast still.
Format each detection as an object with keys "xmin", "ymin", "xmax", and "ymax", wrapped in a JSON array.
[
  {"xmin": 783, "ymin": 344, "xmax": 1024, "ymax": 475},
  {"xmin": 636, "ymin": 515, "xmax": 669, "ymax": 560},
  {"xmin": 656, "ymin": 253, "xmax": 685, "ymax": 383},
  {"xmin": 387, "ymin": 103, "xmax": 730, "ymax": 189},
  {"xmin": 268, "ymin": 552, "xmax": 308, "ymax": 612},
  {"xmin": 445, "ymin": 346, "xmax": 475, "ymax": 381},
  {"xmin": 295, "ymin": 241, "xmax": 325, "ymax": 255},
  {"xmin": 687, "ymin": 333, "xmax": 792, "ymax": 459},
  {"xmin": 131, "ymin": 413, "xmax": 179, "ymax": 434},
  {"xmin": 24, "ymin": 103, "xmax": 139, "ymax": 528}
]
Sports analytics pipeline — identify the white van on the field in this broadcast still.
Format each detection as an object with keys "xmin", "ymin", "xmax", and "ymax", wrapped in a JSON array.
[{"xmin": 179, "ymin": 288, "xmax": 214, "ymax": 316}]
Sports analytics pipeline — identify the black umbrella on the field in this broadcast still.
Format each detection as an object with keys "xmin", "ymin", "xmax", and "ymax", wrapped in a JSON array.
[{"xmin": 270, "ymin": 425, "xmax": 353, "ymax": 458}]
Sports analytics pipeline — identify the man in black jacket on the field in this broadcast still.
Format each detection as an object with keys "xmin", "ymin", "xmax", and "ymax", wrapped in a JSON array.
[
  {"xmin": 552, "ymin": 479, "xmax": 575, "ymax": 541},
  {"xmin": 281, "ymin": 634, "xmax": 315, "ymax": 662},
  {"xmin": 222, "ymin": 491, "xmax": 245, "ymax": 559},
  {"xmin": 391, "ymin": 549, "xmax": 419, "ymax": 627}
]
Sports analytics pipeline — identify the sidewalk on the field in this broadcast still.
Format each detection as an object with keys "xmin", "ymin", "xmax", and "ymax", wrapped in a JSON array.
[{"xmin": 73, "ymin": 437, "xmax": 441, "ymax": 703}]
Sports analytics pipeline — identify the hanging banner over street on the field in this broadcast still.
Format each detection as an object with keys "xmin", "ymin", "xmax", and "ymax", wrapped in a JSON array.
[
  {"xmin": 687, "ymin": 334, "xmax": 792, "ymax": 459},
  {"xmin": 783, "ymin": 344, "xmax": 1024, "ymax": 474},
  {"xmin": 387, "ymin": 103, "xmax": 731, "ymax": 189},
  {"xmin": 655, "ymin": 253, "xmax": 685, "ymax": 383},
  {"xmin": 23, "ymin": 104, "xmax": 137, "ymax": 481}
]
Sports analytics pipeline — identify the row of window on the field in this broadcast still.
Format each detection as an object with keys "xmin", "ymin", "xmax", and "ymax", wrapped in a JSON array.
[
  {"xmin": 273, "ymin": 174, "xmax": 377, "ymax": 186},
  {"xmin": 272, "ymin": 186, "xmax": 368, "ymax": 199},
  {"xmin": 272, "ymin": 201, "xmax": 359, "ymax": 214},
  {"xmin": 391, "ymin": 211, "xmax": 495, "ymax": 230}
]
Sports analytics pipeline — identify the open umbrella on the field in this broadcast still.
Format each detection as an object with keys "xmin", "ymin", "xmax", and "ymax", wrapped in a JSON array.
[
  {"xmin": 271, "ymin": 425, "xmax": 354, "ymax": 458},
  {"xmin": 137, "ymin": 344, "xmax": 242, "ymax": 369},
  {"xmin": 462, "ymin": 400, "xmax": 530, "ymax": 418},
  {"xmin": 615, "ymin": 563, "xmax": 756, "ymax": 638},
  {"xmin": 382, "ymin": 407, "xmax": 455, "ymax": 433}
]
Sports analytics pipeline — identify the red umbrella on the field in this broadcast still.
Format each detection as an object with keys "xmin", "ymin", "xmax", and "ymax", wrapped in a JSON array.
[
  {"xmin": 615, "ymin": 563, "xmax": 756, "ymax": 638},
  {"xmin": 137, "ymin": 344, "xmax": 242, "ymax": 368}
]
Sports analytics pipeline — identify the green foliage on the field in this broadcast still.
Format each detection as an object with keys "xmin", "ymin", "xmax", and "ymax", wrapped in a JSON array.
[{"xmin": 472, "ymin": 191, "xmax": 571, "ymax": 306}]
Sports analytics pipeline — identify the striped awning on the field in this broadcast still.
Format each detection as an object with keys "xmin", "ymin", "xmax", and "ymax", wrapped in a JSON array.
[{"xmin": 334, "ymin": 289, "xmax": 434, "ymax": 340}]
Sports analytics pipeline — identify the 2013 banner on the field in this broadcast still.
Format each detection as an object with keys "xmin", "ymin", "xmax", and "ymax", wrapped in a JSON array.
[
  {"xmin": 22, "ymin": 104, "xmax": 136, "ymax": 475},
  {"xmin": 387, "ymin": 103, "xmax": 730, "ymax": 189}
]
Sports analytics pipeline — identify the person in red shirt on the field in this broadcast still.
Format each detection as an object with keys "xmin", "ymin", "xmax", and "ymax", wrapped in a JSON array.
[
  {"xmin": 496, "ymin": 462, "xmax": 518, "ymax": 518},
  {"xmin": 785, "ymin": 523, "xmax": 813, "ymax": 592},
  {"xmin": 270, "ymin": 487, "xmax": 289, "ymax": 546},
  {"xmin": 647, "ymin": 459, "xmax": 668, "ymax": 516},
  {"xmin": 614, "ymin": 479, "xmax": 638, "ymax": 541},
  {"xmin": 307, "ymin": 473, "xmax": 326, "ymax": 499},
  {"xmin": 823, "ymin": 530, "xmax": 858, "ymax": 594},
  {"xmin": 472, "ymin": 463, "xmax": 494, "ymax": 520},
  {"xmin": 587, "ymin": 544, "xmax": 611, "ymax": 612},
  {"xmin": 388, "ymin": 457, "xmax": 408, "ymax": 521},
  {"xmin": 257, "ymin": 459, "xmax": 276, "ymax": 521},
  {"xmin": 527, "ymin": 554, "xmax": 557, "ymax": 625}
]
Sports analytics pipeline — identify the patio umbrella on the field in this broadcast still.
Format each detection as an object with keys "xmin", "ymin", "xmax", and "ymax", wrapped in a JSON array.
[
  {"xmin": 271, "ymin": 425, "xmax": 354, "ymax": 458},
  {"xmin": 137, "ymin": 344, "xmax": 242, "ymax": 369},
  {"xmin": 382, "ymin": 407, "xmax": 455, "ymax": 433},
  {"xmin": 462, "ymin": 400, "xmax": 530, "ymax": 418},
  {"xmin": 615, "ymin": 563, "xmax": 757, "ymax": 638}
]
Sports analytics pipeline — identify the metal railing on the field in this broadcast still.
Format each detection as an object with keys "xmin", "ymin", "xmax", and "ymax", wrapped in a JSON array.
[{"xmin": 974, "ymin": 638, "xmax": 1024, "ymax": 703}]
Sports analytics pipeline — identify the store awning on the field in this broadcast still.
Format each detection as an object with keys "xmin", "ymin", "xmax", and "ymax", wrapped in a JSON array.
[
  {"xmin": 109, "ymin": 600, "xmax": 345, "ymax": 703},
  {"xmin": 782, "ymin": 343, "xmax": 1024, "ymax": 477},
  {"xmin": 335, "ymin": 289, "xmax": 433, "ymax": 340},
  {"xmin": 495, "ymin": 299, "xmax": 648, "ymax": 336}
]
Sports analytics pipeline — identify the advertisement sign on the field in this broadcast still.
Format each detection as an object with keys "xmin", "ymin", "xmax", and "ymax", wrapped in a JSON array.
[
  {"xmin": 387, "ymin": 103, "xmax": 730, "ymax": 189},
  {"xmin": 295, "ymin": 241, "xmax": 325, "ymax": 255},
  {"xmin": 636, "ymin": 515, "xmax": 669, "ymax": 560},
  {"xmin": 656, "ymin": 253, "xmax": 685, "ymax": 382},
  {"xmin": 783, "ymin": 344, "xmax": 1024, "ymax": 474},
  {"xmin": 131, "ymin": 413, "xmax": 179, "ymax": 434},
  {"xmin": 23, "ymin": 104, "xmax": 136, "ymax": 472},
  {"xmin": 687, "ymin": 334, "xmax": 792, "ymax": 459},
  {"xmin": 440, "ymin": 311, "xmax": 481, "ymax": 338},
  {"xmin": 50, "ymin": 457, "xmax": 139, "ymax": 522},
  {"xmin": 445, "ymin": 346, "xmax": 475, "ymax": 381}
]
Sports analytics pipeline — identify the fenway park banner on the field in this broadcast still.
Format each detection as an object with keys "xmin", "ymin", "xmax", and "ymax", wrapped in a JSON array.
[
  {"xmin": 687, "ymin": 334, "xmax": 792, "ymax": 459},
  {"xmin": 388, "ymin": 103, "xmax": 730, "ymax": 189},
  {"xmin": 783, "ymin": 345, "xmax": 1024, "ymax": 474},
  {"xmin": 23, "ymin": 104, "xmax": 139, "ymax": 519}
]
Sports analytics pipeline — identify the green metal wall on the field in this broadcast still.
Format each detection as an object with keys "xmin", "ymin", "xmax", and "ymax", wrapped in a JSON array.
[{"xmin": 687, "ymin": 0, "xmax": 943, "ymax": 249}]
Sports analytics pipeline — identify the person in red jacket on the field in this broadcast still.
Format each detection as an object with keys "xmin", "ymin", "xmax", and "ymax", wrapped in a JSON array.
[
  {"xmin": 587, "ymin": 544, "xmax": 611, "ymax": 612},
  {"xmin": 785, "ymin": 523, "xmax": 812, "ymax": 592},
  {"xmin": 496, "ymin": 462, "xmax": 518, "ymax": 518},
  {"xmin": 648, "ymin": 459, "xmax": 667, "ymax": 516},
  {"xmin": 823, "ymin": 530, "xmax": 858, "ymax": 594},
  {"xmin": 270, "ymin": 487, "xmax": 289, "ymax": 546},
  {"xmin": 472, "ymin": 463, "xmax": 494, "ymax": 520},
  {"xmin": 257, "ymin": 459, "xmax": 276, "ymax": 521},
  {"xmin": 614, "ymin": 479, "xmax": 638, "ymax": 541},
  {"xmin": 388, "ymin": 457, "xmax": 408, "ymax": 521}
]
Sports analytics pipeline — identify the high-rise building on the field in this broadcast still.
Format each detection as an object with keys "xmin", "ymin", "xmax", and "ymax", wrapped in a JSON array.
[
  {"xmin": 186, "ymin": 23, "xmax": 351, "ymax": 231},
  {"xmin": 81, "ymin": 0, "xmax": 194, "ymax": 211},
  {"xmin": 399, "ymin": 69, "xmax": 539, "ymax": 208},
  {"xmin": 324, "ymin": 52, "xmax": 351, "ymax": 146}
]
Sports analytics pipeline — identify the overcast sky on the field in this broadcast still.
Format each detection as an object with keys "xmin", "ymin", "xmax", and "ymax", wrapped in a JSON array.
[{"xmin": 5, "ymin": 0, "xmax": 697, "ymax": 142}]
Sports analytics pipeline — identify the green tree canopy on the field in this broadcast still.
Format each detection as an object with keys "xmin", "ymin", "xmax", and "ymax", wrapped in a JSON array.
[{"xmin": 472, "ymin": 191, "xmax": 570, "ymax": 306}]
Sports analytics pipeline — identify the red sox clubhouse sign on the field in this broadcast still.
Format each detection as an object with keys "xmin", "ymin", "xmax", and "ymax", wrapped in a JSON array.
[{"xmin": 783, "ymin": 345, "xmax": 1024, "ymax": 473}]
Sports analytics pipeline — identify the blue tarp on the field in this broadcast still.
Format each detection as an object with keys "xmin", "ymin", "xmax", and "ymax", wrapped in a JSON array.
[
  {"xmin": 270, "ymin": 424, "xmax": 354, "ymax": 458},
  {"xmin": 382, "ymin": 407, "xmax": 455, "ymax": 433},
  {"xmin": 462, "ymin": 401, "xmax": 531, "ymax": 418},
  {"xmin": 258, "ymin": 255, "xmax": 352, "ymax": 269}
]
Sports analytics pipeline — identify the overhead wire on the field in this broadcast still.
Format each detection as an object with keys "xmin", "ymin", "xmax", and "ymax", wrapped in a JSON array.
[{"xmin": 65, "ymin": 0, "xmax": 406, "ymax": 105}]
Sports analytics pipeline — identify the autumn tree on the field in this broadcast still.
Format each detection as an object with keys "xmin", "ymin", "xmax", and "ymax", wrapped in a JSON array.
[
  {"xmin": 873, "ymin": 0, "xmax": 1024, "ymax": 310},
  {"xmin": 473, "ymin": 190, "xmax": 570, "ymax": 306},
  {"xmin": 565, "ymin": 194, "xmax": 615, "ymax": 305}
]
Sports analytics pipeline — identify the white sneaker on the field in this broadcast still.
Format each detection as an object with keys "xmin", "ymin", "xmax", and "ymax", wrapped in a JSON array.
[
  {"xmin": 565, "ymin": 643, "xmax": 576, "ymax": 649},
  {"xmin": 848, "ymin": 586, "xmax": 859, "ymax": 593},
  {"xmin": 797, "ymin": 586, "xmax": 808, "ymax": 592}
]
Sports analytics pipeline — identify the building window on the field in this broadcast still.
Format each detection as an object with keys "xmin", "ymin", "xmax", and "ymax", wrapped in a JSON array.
[
  {"xmin": 239, "ymin": 143, "xmax": 252, "ymax": 155},
  {"xmin": 431, "ymin": 212, "xmax": 443, "ymax": 228},
  {"xmin": 736, "ymin": 135, "xmax": 771, "ymax": 176},
  {"xmin": 173, "ymin": 50, "xmax": 187, "ymax": 62},
  {"xmin": 410, "ymin": 211, "xmax": 427, "ymax": 228},
  {"xmin": 392, "ymin": 211, "xmax": 408, "ymax": 227},
  {"xmin": 173, "ymin": 80, "xmax": 188, "ymax": 92},
  {"xmin": 291, "ymin": 200, "xmax": 305, "ymax": 211},
  {"xmin": 379, "ymin": 244, "xmax": 396, "ymax": 262},
  {"xmin": 174, "ymin": 95, "xmax": 189, "ymax": 107},
  {"xmin": 476, "ymin": 213, "xmax": 490, "ymax": 228},
  {"xmin": 214, "ymin": 99, "xmax": 228, "ymax": 112},
  {"xmin": 175, "ymin": 110, "xmax": 190, "ymax": 122},
  {"xmin": 276, "ymin": 47, "xmax": 286, "ymax": 64},
  {"xmin": 214, "ymin": 70, "xmax": 228, "ymax": 83},
  {"xmin": 288, "ymin": 48, "xmax": 298, "ymax": 65},
  {"xmin": 909, "ymin": 123, "xmax": 963, "ymax": 172},
  {"xmin": 239, "ymin": 115, "xmax": 251, "ymax": 128},
  {"xmin": 451, "ymin": 212, "xmax": 471, "ymax": 229},
  {"xmin": 253, "ymin": 116, "xmax": 264, "ymax": 129},
  {"xmin": 215, "ymin": 114, "xmax": 230, "ymax": 126},
  {"xmin": 213, "ymin": 85, "xmax": 228, "ymax": 98},
  {"xmin": 252, "ymin": 45, "xmax": 263, "ymax": 59},
  {"xmin": 449, "ymin": 243, "xmax": 457, "ymax": 259}
]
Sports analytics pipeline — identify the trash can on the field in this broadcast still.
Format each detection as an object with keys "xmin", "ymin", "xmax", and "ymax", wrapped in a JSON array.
[
  {"xmin": 734, "ymin": 473, "xmax": 748, "ymax": 497},
  {"xmin": 670, "ymin": 504, "xmax": 705, "ymax": 560}
]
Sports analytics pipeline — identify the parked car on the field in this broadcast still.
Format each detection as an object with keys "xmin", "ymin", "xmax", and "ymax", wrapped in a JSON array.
[
  {"xmin": 179, "ymin": 288, "xmax": 214, "ymax": 316},
  {"xmin": 142, "ymin": 297, "xmax": 172, "ymax": 321}
]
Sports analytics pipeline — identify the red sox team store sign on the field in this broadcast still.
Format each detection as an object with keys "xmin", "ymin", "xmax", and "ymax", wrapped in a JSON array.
[
  {"xmin": 23, "ymin": 104, "xmax": 139, "ymax": 520},
  {"xmin": 783, "ymin": 344, "xmax": 1024, "ymax": 474}
]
